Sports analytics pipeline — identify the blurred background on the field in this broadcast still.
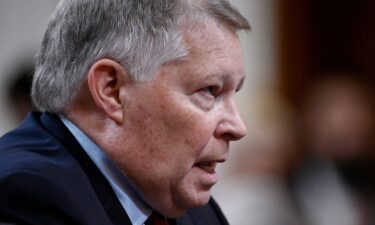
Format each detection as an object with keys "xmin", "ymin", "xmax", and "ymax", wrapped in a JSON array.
[{"xmin": 0, "ymin": 1, "xmax": 374, "ymax": 225}]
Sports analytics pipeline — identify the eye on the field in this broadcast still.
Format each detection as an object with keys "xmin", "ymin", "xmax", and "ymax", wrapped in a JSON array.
[{"xmin": 200, "ymin": 86, "xmax": 217, "ymax": 97}]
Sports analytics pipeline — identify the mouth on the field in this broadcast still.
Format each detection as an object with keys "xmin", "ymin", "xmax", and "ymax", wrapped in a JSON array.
[
  {"xmin": 192, "ymin": 152, "xmax": 227, "ymax": 186},
  {"xmin": 195, "ymin": 162, "xmax": 218, "ymax": 174}
]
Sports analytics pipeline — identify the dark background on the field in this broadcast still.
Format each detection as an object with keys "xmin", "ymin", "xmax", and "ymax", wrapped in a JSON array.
[{"xmin": 278, "ymin": 0, "xmax": 375, "ymax": 108}]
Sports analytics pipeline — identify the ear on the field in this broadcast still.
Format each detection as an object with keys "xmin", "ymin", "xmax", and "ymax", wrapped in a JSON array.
[{"xmin": 87, "ymin": 59, "xmax": 130, "ymax": 124}]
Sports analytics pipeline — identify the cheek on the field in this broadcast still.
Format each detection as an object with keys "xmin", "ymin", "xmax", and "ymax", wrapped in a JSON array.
[
  {"xmin": 122, "ymin": 89, "xmax": 217, "ymax": 171},
  {"xmin": 114, "ymin": 90, "xmax": 220, "ymax": 214},
  {"xmin": 160, "ymin": 103, "xmax": 216, "ymax": 157}
]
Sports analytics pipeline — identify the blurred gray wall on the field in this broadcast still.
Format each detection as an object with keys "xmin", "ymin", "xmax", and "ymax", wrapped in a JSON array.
[{"xmin": 0, "ymin": 0, "xmax": 59, "ymax": 134}]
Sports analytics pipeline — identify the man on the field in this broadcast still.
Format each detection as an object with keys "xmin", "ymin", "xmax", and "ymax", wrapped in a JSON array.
[{"xmin": 0, "ymin": 0, "xmax": 250, "ymax": 224}]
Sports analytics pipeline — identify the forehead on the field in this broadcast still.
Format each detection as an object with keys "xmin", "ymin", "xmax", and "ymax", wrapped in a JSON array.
[
  {"xmin": 184, "ymin": 20, "xmax": 241, "ymax": 55},
  {"xmin": 176, "ymin": 20, "xmax": 245, "ymax": 80}
]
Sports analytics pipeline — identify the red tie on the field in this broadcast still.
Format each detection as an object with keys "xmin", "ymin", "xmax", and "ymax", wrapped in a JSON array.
[{"xmin": 145, "ymin": 211, "xmax": 169, "ymax": 225}]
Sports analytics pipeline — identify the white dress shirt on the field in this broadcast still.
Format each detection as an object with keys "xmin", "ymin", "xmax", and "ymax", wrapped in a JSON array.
[{"xmin": 59, "ymin": 115, "xmax": 152, "ymax": 225}]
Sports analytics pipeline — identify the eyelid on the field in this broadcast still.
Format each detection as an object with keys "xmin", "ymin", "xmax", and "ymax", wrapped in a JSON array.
[{"xmin": 200, "ymin": 85, "xmax": 218, "ymax": 97}]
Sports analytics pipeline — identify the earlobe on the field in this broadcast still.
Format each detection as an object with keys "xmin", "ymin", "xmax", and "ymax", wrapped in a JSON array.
[{"xmin": 87, "ymin": 59, "xmax": 129, "ymax": 124}]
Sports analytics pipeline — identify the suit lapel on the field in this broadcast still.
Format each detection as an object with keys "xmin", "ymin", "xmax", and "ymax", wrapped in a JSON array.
[{"xmin": 40, "ymin": 112, "xmax": 132, "ymax": 225}]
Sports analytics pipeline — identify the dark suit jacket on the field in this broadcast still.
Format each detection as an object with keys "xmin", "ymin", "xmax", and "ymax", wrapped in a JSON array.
[{"xmin": 0, "ymin": 112, "xmax": 229, "ymax": 225}]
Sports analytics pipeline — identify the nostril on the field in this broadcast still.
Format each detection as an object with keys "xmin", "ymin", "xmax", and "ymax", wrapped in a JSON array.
[
  {"xmin": 221, "ymin": 132, "xmax": 246, "ymax": 142},
  {"xmin": 221, "ymin": 133, "xmax": 236, "ymax": 142},
  {"xmin": 228, "ymin": 126, "xmax": 247, "ymax": 141},
  {"xmin": 214, "ymin": 119, "xmax": 247, "ymax": 141}
]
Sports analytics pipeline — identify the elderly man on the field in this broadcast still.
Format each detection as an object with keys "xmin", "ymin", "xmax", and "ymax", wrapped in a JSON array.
[{"xmin": 0, "ymin": 0, "xmax": 249, "ymax": 224}]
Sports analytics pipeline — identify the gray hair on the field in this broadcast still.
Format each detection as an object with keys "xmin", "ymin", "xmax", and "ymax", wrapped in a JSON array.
[{"xmin": 32, "ymin": 0, "xmax": 250, "ymax": 112}]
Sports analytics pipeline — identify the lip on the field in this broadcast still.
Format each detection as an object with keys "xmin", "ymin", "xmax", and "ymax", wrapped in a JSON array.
[
  {"xmin": 192, "ymin": 149, "xmax": 227, "ymax": 186},
  {"xmin": 193, "ymin": 161, "xmax": 220, "ymax": 187},
  {"xmin": 196, "ymin": 162, "xmax": 217, "ymax": 174}
]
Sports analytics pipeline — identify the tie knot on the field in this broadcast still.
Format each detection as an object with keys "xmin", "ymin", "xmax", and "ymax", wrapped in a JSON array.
[{"xmin": 145, "ymin": 211, "xmax": 169, "ymax": 225}]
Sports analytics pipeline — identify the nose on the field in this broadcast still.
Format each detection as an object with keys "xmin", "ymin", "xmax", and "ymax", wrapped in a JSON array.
[{"xmin": 214, "ymin": 100, "xmax": 247, "ymax": 142}]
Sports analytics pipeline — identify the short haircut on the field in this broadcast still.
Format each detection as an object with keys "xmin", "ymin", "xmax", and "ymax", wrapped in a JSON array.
[{"xmin": 32, "ymin": 0, "xmax": 250, "ymax": 112}]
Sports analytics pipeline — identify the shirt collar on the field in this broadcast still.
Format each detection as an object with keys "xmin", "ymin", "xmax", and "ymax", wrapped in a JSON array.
[{"xmin": 59, "ymin": 114, "xmax": 152, "ymax": 225}]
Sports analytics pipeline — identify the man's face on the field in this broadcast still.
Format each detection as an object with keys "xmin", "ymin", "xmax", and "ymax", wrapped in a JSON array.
[{"xmin": 113, "ymin": 21, "xmax": 246, "ymax": 217}]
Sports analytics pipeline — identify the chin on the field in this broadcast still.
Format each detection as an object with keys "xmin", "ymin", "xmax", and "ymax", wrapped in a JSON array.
[
  {"xmin": 158, "ymin": 190, "xmax": 211, "ymax": 218},
  {"xmin": 179, "ymin": 189, "xmax": 212, "ymax": 209},
  {"xmin": 193, "ymin": 192, "xmax": 211, "ymax": 207}
]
